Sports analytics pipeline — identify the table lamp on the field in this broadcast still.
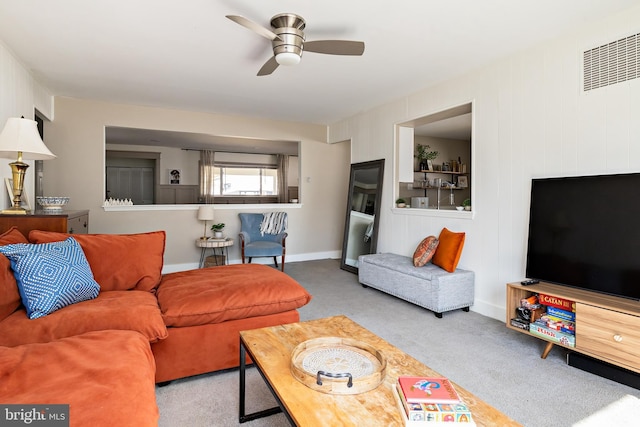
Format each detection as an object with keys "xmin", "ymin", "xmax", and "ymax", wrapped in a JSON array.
[
  {"xmin": 197, "ymin": 205, "xmax": 215, "ymax": 239},
  {"xmin": 0, "ymin": 118, "xmax": 56, "ymax": 214}
]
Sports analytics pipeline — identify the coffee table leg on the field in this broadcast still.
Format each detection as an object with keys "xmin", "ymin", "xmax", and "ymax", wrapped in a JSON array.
[{"xmin": 239, "ymin": 338, "xmax": 291, "ymax": 424}]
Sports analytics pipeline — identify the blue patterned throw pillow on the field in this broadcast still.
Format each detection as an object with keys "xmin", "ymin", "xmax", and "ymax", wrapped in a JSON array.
[{"xmin": 0, "ymin": 237, "xmax": 100, "ymax": 319}]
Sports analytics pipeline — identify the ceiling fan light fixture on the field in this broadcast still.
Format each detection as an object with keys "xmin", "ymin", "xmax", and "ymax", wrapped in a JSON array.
[
  {"xmin": 275, "ymin": 52, "xmax": 301, "ymax": 66},
  {"xmin": 227, "ymin": 11, "xmax": 364, "ymax": 76}
]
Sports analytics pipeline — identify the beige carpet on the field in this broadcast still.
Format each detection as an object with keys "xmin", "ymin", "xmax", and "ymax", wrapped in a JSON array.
[{"xmin": 156, "ymin": 259, "xmax": 640, "ymax": 426}]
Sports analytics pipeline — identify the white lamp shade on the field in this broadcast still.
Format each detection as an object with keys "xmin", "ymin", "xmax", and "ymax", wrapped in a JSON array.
[
  {"xmin": 197, "ymin": 205, "xmax": 215, "ymax": 221},
  {"xmin": 0, "ymin": 118, "xmax": 56, "ymax": 160},
  {"xmin": 275, "ymin": 52, "xmax": 301, "ymax": 66}
]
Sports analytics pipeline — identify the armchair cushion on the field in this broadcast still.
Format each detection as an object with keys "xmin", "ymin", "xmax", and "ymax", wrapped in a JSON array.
[{"xmin": 242, "ymin": 240, "xmax": 286, "ymax": 258}]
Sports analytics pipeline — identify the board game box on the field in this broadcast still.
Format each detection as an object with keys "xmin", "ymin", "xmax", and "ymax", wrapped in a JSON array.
[
  {"xmin": 529, "ymin": 320, "xmax": 575, "ymax": 347},
  {"xmin": 510, "ymin": 318, "xmax": 530, "ymax": 330},
  {"xmin": 546, "ymin": 306, "xmax": 576, "ymax": 321},
  {"xmin": 395, "ymin": 384, "xmax": 476, "ymax": 425},
  {"xmin": 397, "ymin": 376, "xmax": 461, "ymax": 404},
  {"xmin": 538, "ymin": 293, "xmax": 575, "ymax": 312}
]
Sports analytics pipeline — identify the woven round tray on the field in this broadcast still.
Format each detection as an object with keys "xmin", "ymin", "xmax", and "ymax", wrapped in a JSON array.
[{"xmin": 290, "ymin": 337, "xmax": 386, "ymax": 395}]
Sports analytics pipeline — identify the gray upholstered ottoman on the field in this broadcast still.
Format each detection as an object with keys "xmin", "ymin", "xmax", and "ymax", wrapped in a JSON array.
[{"xmin": 358, "ymin": 253, "xmax": 474, "ymax": 318}]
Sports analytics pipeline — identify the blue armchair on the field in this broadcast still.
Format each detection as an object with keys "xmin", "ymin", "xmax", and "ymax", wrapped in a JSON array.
[{"xmin": 238, "ymin": 213, "xmax": 287, "ymax": 271}]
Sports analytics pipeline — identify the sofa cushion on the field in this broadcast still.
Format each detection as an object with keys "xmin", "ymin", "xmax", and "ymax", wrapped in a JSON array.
[
  {"xmin": 28, "ymin": 230, "xmax": 166, "ymax": 292},
  {"xmin": 0, "ymin": 237, "xmax": 100, "ymax": 319},
  {"xmin": 0, "ymin": 227, "xmax": 28, "ymax": 322},
  {"xmin": 413, "ymin": 235, "xmax": 439, "ymax": 267},
  {"xmin": 432, "ymin": 228, "xmax": 466, "ymax": 273},
  {"xmin": 157, "ymin": 264, "xmax": 312, "ymax": 327},
  {"xmin": 0, "ymin": 330, "xmax": 159, "ymax": 427},
  {"xmin": 0, "ymin": 290, "xmax": 168, "ymax": 347}
]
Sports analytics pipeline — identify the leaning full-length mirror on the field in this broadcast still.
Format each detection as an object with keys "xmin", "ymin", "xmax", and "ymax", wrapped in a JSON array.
[{"xmin": 340, "ymin": 159, "xmax": 385, "ymax": 274}]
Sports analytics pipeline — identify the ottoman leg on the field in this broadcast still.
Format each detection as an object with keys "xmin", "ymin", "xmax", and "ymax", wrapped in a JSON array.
[{"xmin": 434, "ymin": 312, "xmax": 443, "ymax": 319}]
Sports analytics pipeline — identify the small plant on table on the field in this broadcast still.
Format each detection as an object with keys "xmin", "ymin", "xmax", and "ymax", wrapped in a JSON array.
[{"xmin": 211, "ymin": 223, "xmax": 225, "ymax": 237}]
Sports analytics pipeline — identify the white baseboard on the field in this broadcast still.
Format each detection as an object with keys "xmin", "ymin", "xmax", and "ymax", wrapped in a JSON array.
[
  {"xmin": 470, "ymin": 298, "xmax": 506, "ymax": 322},
  {"xmin": 162, "ymin": 250, "xmax": 341, "ymax": 274}
]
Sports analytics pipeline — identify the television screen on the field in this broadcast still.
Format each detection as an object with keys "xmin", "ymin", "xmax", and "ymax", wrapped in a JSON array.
[{"xmin": 526, "ymin": 173, "xmax": 640, "ymax": 301}]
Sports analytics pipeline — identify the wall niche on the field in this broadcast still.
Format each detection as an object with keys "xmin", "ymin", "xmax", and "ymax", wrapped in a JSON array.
[{"xmin": 396, "ymin": 102, "xmax": 473, "ymax": 212}]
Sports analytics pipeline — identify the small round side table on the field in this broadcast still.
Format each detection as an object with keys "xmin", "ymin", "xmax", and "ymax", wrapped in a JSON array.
[{"xmin": 196, "ymin": 238, "xmax": 234, "ymax": 268}]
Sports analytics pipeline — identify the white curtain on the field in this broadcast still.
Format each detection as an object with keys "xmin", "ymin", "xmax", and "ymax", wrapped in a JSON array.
[
  {"xmin": 199, "ymin": 150, "xmax": 215, "ymax": 203},
  {"xmin": 277, "ymin": 154, "xmax": 289, "ymax": 203}
]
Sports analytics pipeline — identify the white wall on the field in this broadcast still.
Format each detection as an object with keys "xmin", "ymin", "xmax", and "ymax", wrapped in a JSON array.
[
  {"xmin": 329, "ymin": 5, "xmax": 640, "ymax": 320},
  {"xmin": 43, "ymin": 97, "xmax": 351, "ymax": 270},
  {"xmin": 0, "ymin": 40, "xmax": 54, "ymax": 209}
]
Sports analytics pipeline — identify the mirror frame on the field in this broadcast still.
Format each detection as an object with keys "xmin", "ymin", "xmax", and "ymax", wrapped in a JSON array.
[{"xmin": 340, "ymin": 159, "xmax": 385, "ymax": 274}]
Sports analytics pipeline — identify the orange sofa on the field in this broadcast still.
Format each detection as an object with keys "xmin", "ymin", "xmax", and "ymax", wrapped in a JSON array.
[
  {"xmin": 0, "ymin": 226, "xmax": 312, "ymax": 426},
  {"xmin": 0, "ymin": 330, "xmax": 160, "ymax": 426}
]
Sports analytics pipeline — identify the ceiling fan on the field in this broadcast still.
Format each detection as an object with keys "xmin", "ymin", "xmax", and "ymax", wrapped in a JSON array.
[{"xmin": 226, "ymin": 13, "xmax": 365, "ymax": 76}]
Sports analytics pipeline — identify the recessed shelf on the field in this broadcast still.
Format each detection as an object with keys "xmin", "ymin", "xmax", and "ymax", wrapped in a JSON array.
[{"xmin": 416, "ymin": 170, "xmax": 468, "ymax": 175}]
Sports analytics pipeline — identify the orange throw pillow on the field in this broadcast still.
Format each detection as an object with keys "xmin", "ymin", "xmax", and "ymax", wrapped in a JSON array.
[
  {"xmin": 413, "ymin": 236, "xmax": 439, "ymax": 267},
  {"xmin": 0, "ymin": 227, "xmax": 28, "ymax": 321},
  {"xmin": 432, "ymin": 228, "xmax": 466, "ymax": 272},
  {"xmin": 28, "ymin": 230, "xmax": 165, "ymax": 292}
]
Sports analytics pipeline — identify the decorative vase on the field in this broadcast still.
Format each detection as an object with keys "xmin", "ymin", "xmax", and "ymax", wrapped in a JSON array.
[
  {"xmin": 214, "ymin": 231, "xmax": 223, "ymax": 238},
  {"xmin": 419, "ymin": 160, "xmax": 427, "ymax": 171}
]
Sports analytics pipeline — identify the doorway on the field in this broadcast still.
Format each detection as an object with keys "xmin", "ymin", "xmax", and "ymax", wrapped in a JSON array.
[{"xmin": 105, "ymin": 151, "xmax": 158, "ymax": 204}]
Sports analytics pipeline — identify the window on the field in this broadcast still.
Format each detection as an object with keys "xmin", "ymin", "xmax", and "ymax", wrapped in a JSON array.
[{"xmin": 211, "ymin": 166, "xmax": 278, "ymax": 197}]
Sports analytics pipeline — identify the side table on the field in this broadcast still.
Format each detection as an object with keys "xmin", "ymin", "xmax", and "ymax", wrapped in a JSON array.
[{"xmin": 196, "ymin": 238, "xmax": 234, "ymax": 268}]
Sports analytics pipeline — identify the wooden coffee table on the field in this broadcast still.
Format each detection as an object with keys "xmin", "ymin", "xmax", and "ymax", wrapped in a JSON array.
[{"xmin": 239, "ymin": 315, "xmax": 521, "ymax": 426}]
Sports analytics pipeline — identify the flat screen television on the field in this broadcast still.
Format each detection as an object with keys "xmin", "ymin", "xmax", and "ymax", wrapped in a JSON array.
[{"xmin": 526, "ymin": 173, "xmax": 640, "ymax": 301}]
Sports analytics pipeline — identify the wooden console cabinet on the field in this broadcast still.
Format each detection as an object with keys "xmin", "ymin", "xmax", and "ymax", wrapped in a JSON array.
[
  {"xmin": 506, "ymin": 281, "xmax": 640, "ymax": 374},
  {"xmin": 0, "ymin": 210, "xmax": 89, "ymax": 236}
]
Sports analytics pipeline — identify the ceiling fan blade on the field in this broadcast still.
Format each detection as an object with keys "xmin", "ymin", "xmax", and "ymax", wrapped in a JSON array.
[
  {"xmin": 226, "ymin": 15, "xmax": 281, "ymax": 41},
  {"xmin": 257, "ymin": 57, "xmax": 279, "ymax": 76},
  {"xmin": 304, "ymin": 40, "xmax": 365, "ymax": 56}
]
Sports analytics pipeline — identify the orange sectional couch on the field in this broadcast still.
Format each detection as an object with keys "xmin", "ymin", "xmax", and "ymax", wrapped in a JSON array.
[
  {"xmin": 0, "ymin": 226, "xmax": 312, "ymax": 426},
  {"xmin": 1, "ymin": 330, "xmax": 160, "ymax": 426}
]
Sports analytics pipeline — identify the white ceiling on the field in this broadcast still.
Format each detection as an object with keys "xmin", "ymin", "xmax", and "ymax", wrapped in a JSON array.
[
  {"xmin": 0, "ymin": 1, "xmax": 636, "ymax": 126},
  {"xmin": 415, "ymin": 114, "xmax": 472, "ymax": 141}
]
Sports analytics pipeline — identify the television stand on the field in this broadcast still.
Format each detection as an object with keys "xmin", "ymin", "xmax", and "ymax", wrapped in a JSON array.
[
  {"xmin": 506, "ymin": 282, "xmax": 640, "ymax": 375},
  {"xmin": 541, "ymin": 341, "xmax": 554, "ymax": 359}
]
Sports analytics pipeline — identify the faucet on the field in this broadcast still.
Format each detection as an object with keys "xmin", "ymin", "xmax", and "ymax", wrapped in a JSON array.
[{"xmin": 435, "ymin": 182, "xmax": 455, "ymax": 209}]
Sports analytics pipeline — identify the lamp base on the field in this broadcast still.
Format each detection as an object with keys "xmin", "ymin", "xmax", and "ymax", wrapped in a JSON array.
[
  {"xmin": 1, "ymin": 206, "xmax": 28, "ymax": 215},
  {"xmin": 6, "ymin": 158, "xmax": 29, "ymax": 215}
]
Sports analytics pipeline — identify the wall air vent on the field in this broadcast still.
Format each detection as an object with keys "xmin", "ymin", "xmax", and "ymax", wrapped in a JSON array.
[{"xmin": 583, "ymin": 32, "xmax": 638, "ymax": 91}]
